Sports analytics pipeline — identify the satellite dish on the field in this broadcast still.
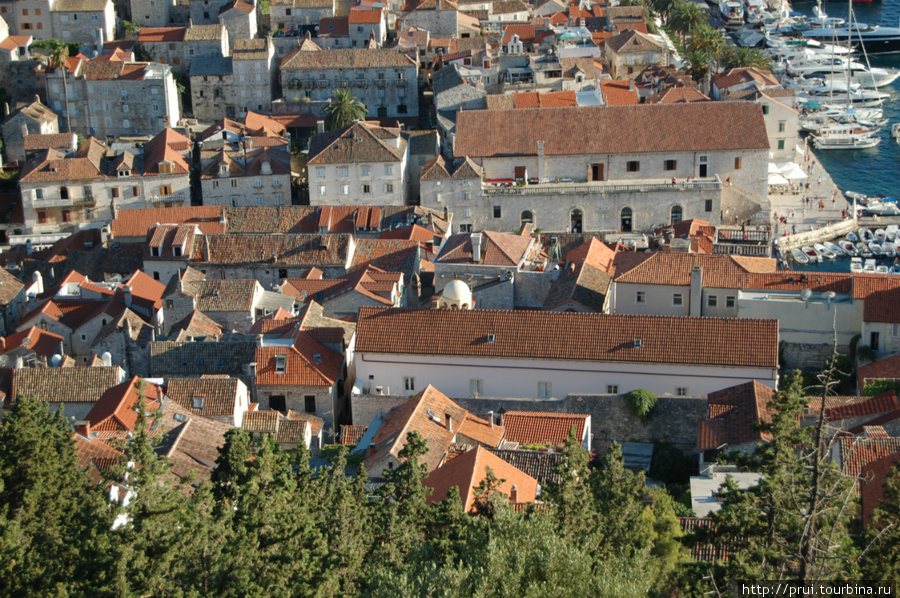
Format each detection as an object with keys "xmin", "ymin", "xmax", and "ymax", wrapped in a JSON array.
[
  {"xmin": 823, "ymin": 291, "xmax": 836, "ymax": 301},
  {"xmin": 50, "ymin": 354, "xmax": 62, "ymax": 367},
  {"xmin": 0, "ymin": 355, "xmax": 9, "ymax": 366},
  {"xmin": 800, "ymin": 289, "xmax": 812, "ymax": 301}
]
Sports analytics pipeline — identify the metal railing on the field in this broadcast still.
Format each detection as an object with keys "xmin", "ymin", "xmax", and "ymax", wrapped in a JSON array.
[
  {"xmin": 32, "ymin": 198, "xmax": 73, "ymax": 208},
  {"xmin": 482, "ymin": 179, "xmax": 722, "ymax": 196},
  {"xmin": 150, "ymin": 192, "xmax": 185, "ymax": 203}
]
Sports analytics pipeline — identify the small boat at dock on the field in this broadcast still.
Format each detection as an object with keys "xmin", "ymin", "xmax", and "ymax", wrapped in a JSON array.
[
  {"xmin": 864, "ymin": 259, "xmax": 877, "ymax": 273},
  {"xmin": 871, "ymin": 243, "xmax": 885, "ymax": 257},
  {"xmin": 847, "ymin": 231, "xmax": 859, "ymax": 242},
  {"xmin": 792, "ymin": 247, "xmax": 810, "ymax": 264},
  {"xmin": 861, "ymin": 228, "xmax": 874, "ymax": 242},
  {"xmin": 814, "ymin": 243, "xmax": 837, "ymax": 259},
  {"xmin": 803, "ymin": 246, "xmax": 821, "ymax": 263},
  {"xmin": 877, "ymin": 265, "xmax": 890, "ymax": 274},
  {"xmin": 851, "ymin": 257, "xmax": 863, "ymax": 272},
  {"xmin": 857, "ymin": 242, "xmax": 873, "ymax": 258},
  {"xmin": 885, "ymin": 242, "xmax": 897, "ymax": 258},
  {"xmin": 839, "ymin": 240, "xmax": 858, "ymax": 256},
  {"xmin": 824, "ymin": 241, "xmax": 845, "ymax": 256}
]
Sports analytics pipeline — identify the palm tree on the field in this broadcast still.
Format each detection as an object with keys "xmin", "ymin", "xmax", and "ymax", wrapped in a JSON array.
[
  {"xmin": 668, "ymin": 1, "xmax": 706, "ymax": 43},
  {"xmin": 650, "ymin": 0, "xmax": 678, "ymax": 23},
  {"xmin": 323, "ymin": 89, "xmax": 367, "ymax": 132},
  {"xmin": 722, "ymin": 46, "xmax": 774, "ymax": 72},
  {"xmin": 688, "ymin": 23, "xmax": 726, "ymax": 75},
  {"xmin": 48, "ymin": 42, "xmax": 71, "ymax": 133},
  {"xmin": 683, "ymin": 46, "xmax": 710, "ymax": 82}
]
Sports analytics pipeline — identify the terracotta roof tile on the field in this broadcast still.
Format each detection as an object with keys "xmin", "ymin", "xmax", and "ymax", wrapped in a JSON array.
[
  {"xmin": 860, "ymin": 452, "xmax": 900, "ymax": 526},
  {"xmin": 12, "ymin": 366, "xmax": 123, "ymax": 403},
  {"xmin": 254, "ymin": 332, "xmax": 342, "ymax": 387},
  {"xmin": 138, "ymin": 27, "xmax": 187, "ymax": 42},
  {"xmin": 840, "ymin": 437, "xmax": 900, "ymax": 478},
  {"xmin": 614, "ymin": 252, "xmax": 781, "ymax": 288},
  {"xmin": 349, "ymin": 7, "xmax": 382, "ymax": 22},
  {"xmin": 281, "ymin": 48, "xmax": 416, "ymax": 69},
  {"xmin": 0, "ymin": 327, "xmax": 63, "ymax": 359},
  {"xmin": 357, "ymin": 307, "xmax": 779, "ymax": 369},
  {"xmin": 423, "ymin": 445, "xmax": 538, "ymax": 511},
  {"xmin": 86, "ymin": 377, "xmax": 162, "ymax": 432},
  {"xmin": 22, "ymin": 133, "xmax": 77, "ymax": 152},
  {"xmin": 166, "ymin": 376, "xmax": 243, "ymax": 418},
  {"xmin": 696, "ymin": 381, "xmax": 776, "ymax": 450},
  {"xmin": 109, "ymin": 206, "xmax": 224, "ymax": 238},
  {"xmin": 149, "ymin": 340, "xmax": 258, "ymax": 379},
  {"xmin": 156, "ymin": 401, "xmax": 234, "ymax": 487},
  {"xmin": 454, "ymin": 103, "xmax": 769, "ymax": 159},
  {"xmin": 340, "ymin": 424, "xmax": 367, "ymax": 445},
  {"xmin": 308, "ymin": 121, "xmax": 406, "ymax": 165},
  {"xmin": 502, "ymin": 411, "xmax": 589, "ymax": 446},
  {"xmin": 199, "ymin": 234, "xmax": 352, "ymax": 267},
  {"xmin": 488, "ymin": 448, "xmax": 563, "ymax": 485},
  {"xmin": 436, "ymin": 230, "xmax": 532, "ymax": 267},
  {"xmin": 74, "ymin": 434, "xmax": 124, "ymax": 484},
  {"xmin": 349, "ymin": 238, "xmax": 419, "ymax": 272}
]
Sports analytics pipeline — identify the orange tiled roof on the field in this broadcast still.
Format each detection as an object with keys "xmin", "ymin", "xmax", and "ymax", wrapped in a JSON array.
[
  {"xmin": 501, "ymin": 411, "xmax": 589, "ymax": 446},
  {"xmin": 840, "ymin": 437, "xmax": 900, "ymax": 478},
  {"xmin": 166, "ymin": 376, "xmax": 243, "ymax": 418},
  {"xmin": 0, "ymin": 327, "xmax": 63, "ymax": 359},
  {"xmin": 422, "ymin": 445, "xmax": 538, "ymax": 511},
  {"xmin": 85, "ymin": 376, "xmax": 162, "ymax": 432},
  {"xmin": 110, "ymin": 206, "xmax": 224, "ymax": 238},
  {"xmin": 600, "ymin": 79, "xmax": 639, "ymax": 105},
  {"xmin": 356, "ymin": 307, "xmax": 779, "ymax": 369},
  {"xmin": 696, "ymin": 381, "xmax": 776, "ymax": 450},
  {"xmin": 254, "ymin": 332, "xmax": 342, "ymax": 387}
]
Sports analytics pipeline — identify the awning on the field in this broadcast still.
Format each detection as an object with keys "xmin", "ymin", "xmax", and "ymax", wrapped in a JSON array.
[
  {"xmin": 781, "ymin": 162, "xmax": 808, "ymax": 180},
  {"xmin": 769, "ymin": 172, "xmax": 790, "ymax": 186},
  {"xmin": 768, "ymin": 162, "xmax": 781, "ymax": 174}
]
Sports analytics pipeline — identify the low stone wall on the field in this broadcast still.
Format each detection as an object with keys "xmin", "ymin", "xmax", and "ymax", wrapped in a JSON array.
[
  {"xmin": 778, "ymin": 219, "xmax": 856, "ymax": 251},
  {"xmin": 350, "ymin": 392, "xmax": 706, "ymax": 454},
  {"xmin": 782, "ymin": 341, "xmax": 847, "ymax": 371}
]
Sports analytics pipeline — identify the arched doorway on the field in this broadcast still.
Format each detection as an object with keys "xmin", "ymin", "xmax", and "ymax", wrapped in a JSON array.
[
  {"xmin": 671, "ymin": 205, "xmax": 683, "ymax": 225},
  {"xmin": 570, "ymin": 208, "xmax": 583, "ymax": 233},
  {"xmin": 620, "ymin": 207, "xmax": 633, "ymax": 233},
  {"xmin": 521, "ymin": 210, "xmax": 533, "ymax": 229}
]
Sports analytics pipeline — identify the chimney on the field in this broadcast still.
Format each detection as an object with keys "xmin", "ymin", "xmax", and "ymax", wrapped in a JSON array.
[
  {"xmin": 537, "ymin": 140, "xmax": 545, "ymax": 182},
  {"xmin": 689, "ymin": 265, "xmax": 702, "ymax": 317},
  {"xmin": 75, "ymin": 420, "xmax": 91, "ymax": 436},
  {"xmin": 445, "ymin": 413, "xmax": 453, "ymax": 432},
  {"xmin": 471, "ymin": 232, "xmax": 483, "ymax": 263},
  {"xmin": 316, "ymin": 120, "xmax": 325, "ymax": 135},
  {"xmin": 122, "ymin": 285, "xmax": 133, "ymax": 307},
  {"xmin": 3, "ymin": 103, "xmax": 9, "ymax": 117},
  {"xmin": 95, "ymin": 27, "xmax": 104, "ymax": 57},
  {"xmin": 510, "ymin": 484, "xmax": 518, "ymax": 503},
  {"xmin": 368, "ymin": 443, "xmax": 376, "ymax": 456},
  {"xmin": 488, "ymin": 410, "xmax": 494, "ymax": 428}
]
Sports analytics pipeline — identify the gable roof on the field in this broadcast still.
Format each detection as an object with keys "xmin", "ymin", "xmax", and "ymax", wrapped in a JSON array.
[
  {"xmin": 840, "ymin": 437, "xmax": 900, "ymax": 478},
  {"xmin": 501, "ymin": 411, "xmax": 589, "ymax": 446},
  {"xmin": 281, "ymin": 48, "xmax": 416, "ymax": 69},
  {"xmin": 254, "ymin": 331, "xmax": 343, "ymax": 387},
  {"xmin": 0, "ymin": 327, "xmax": 63, "ymax": 359},
  {"xmin": 364, "ymin": 384, "xmax": 504, "ymax": 474},
  {"xmin": 436, "ymin": 230, "xmax": 532, "ymax": 266},
  {"xmin": 454, "ymin": 103, "xmax": 769, "ymax": 158},
  {"xmin": 166, "ymin": 376, "xmax": 243, "ymax": 417},
  {"xmin": 613, "ymin": 252, "xmax": 777, "ymax": 287},
  {"xmin": 604, "ymin": 29, "xmax": 665, "ymax": 53},
  {"xmin": 713, "ymin": 67, "xmax": 779, "ymax": 90},
  {"xmin": 422, "ymin": 445, "xmax": 538, "ymax": 511},
  {"xmin": 308, "ymin": 121, "xmax": 406, "ymax": 164},
  {"xmin": 85, "ymin": 377, "xmax": 161, "ymax": 432},
  {"xmin": 356, "ymin": 307, "xmax": 779, "ymax": 368},
  {"xmin": 696, "ymin": 381, "xmax": 776, "ymax": 450},
  {"xmin": 109, "ymin": 206, "xmax": 225, "ymax": 238},
  {"xmin": 281, "ymin": 265, "xmax": 400, "ymax": 307},
  {"xmin": 156, "ymin": 400, "xmax": 234, "ymax": 487}
]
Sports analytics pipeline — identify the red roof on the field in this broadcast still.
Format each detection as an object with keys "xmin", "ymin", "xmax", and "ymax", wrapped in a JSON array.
[
  {"xmin": 696, "ymin": 381, "xmax": 776, "ymax": 450},
  {"xmin": 826, "ymin": 391, "xmax": 899, "ymax": 421},
  {"xmin": 349, "ymin": 7, "xmax": 382, "ymax": 23},
  {"xmin": 501, "ymin": 24, "xmax": 536, "ymax": 43},
  {"xmin": 600, "ymin": 79, "xmax": 639, "ymax": 105},
  {"xmin": 0, "ymin": 327, "xmax": 63, "ymax": 359},
  {"xmin": 841, "ymin": 437, "xmax": 900, "ymax": 478},
  {"xmin": 109, "ymin": 206, "xmax": 224, "ymax": 238},
  {"xmin": 860, "ymin": 452, "xmax": 900, "ymax": 527},
  {"xmin": 859, "ymin": 354, "xmax": 900, "ymax": 394},
  {"xmin": 254, "ymin": 332, "xmax": 342, "ymax": 387},
  {"xmin": 501, "ymin": 411, "xmax": 589, "ymax": 446},
  {"xmin": 85, "ymin": 377, "xmax": 162, "ymax": 433},
  {"xmin": 423, "ymin": 445, "xmax": 538, "ymax": 512},
  {"xmin": 138, "ymin": 27, "xmax": 187, "ymax": 43}
]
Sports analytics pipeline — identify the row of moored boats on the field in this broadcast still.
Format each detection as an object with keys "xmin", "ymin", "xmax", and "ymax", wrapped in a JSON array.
[{"xmin": 790, "ymin": 226, "xmax": 900, "ymax": 273}]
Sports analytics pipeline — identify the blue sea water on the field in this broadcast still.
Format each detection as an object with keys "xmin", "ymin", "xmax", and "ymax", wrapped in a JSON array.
[{"xmin": 795, "ymin": 0, "xmax": 900, "ymax": 198}]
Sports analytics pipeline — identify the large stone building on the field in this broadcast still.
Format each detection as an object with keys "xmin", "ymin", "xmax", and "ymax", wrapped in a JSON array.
[
  {"xmin": 603, "ymin": 29, "xmax": 669, "ymax": 79},
  {"xmin": 44, "ymin": 56, "xmax": 181, "ymax": 138},
  {"xmin": 422, "ymin": 102, "xmax": 770, "ymax": 234},
  {"xmin": 307, "ymin": 121, "xmax": 408, "ymax": 206},
  {"xmin": 1, "ymin": 97, "xmax": 58, "ymax": 162},
  {"xmin": 18, "ymin": 129, "xmax": 192, "ymax": 236},
  {"xmin": 190, "ymin": 37, "xmax": 279, "ymax": 120},
  {"xmin": 279, "ymin": 48, "xmax": 419, "ymax": 119},
  {"xmin": 136, "ymin": 25, "xmax": 229, "ymax": 74}
]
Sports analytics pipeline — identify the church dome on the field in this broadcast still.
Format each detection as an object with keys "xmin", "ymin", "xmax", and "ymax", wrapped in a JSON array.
[{"xmin": 442, "ymin": 279, "xmax": 473, "ymax": 309}]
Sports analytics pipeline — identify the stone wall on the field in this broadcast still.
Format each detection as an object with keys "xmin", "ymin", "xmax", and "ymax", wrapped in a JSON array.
[
  {"xmin": 781, "ymin": 341, "xmax": 845, "ymax": 372},
  {"xmin": 350, "ymin": 391, "xmax": 707, "ymax": 453}
]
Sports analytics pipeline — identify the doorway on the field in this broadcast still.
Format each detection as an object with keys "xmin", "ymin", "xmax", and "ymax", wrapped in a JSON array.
[
  {"xmin": 570, "ymin": 209, "xmax": 583, "ymax": 233},
  {"xmin": 621, "ymin": 207, "xmax": 632, "ymax": 232},
  {"xmin": 591, "ymin": 163, "xmax": 604, "ymax": 181}
]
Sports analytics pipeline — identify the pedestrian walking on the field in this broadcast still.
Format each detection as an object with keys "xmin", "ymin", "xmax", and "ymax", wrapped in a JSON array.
[{"xmin": 792, "ymin": 224, "xmax": 796, "ymax": 234}]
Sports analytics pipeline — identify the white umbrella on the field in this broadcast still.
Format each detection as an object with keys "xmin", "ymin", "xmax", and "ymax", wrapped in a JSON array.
[
  {"xmin": 768, "ymin": 162, "xmax": 781, "ymax": 174},
  {"xmin": 781, "ymin": 162, "xmax": 808, "ymax": 180},
  {"xmin": 768, "ymin": 172, "xmax": 790, "ymax": 186}
]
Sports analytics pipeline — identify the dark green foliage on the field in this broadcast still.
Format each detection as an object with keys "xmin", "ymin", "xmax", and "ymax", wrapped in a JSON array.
[
  {"xmin": 624, "ymin": 388, "xmax": 657, "ymax": 422},
  {"xmin": 650, "ymin": 442, "xmax": 696, "ymax": 485},
  {"xmin": 323, "ymin": 89, "xmax": 368, "ymax": 131},
  {"xmin": 864, "ymin": 378, "xmax": 900, "ymax": 396}
]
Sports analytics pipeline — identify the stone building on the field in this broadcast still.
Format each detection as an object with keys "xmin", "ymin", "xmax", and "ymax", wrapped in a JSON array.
[
  {"xmin": 426, "ymin": 103, "xmax": 770, "ymax": 234},
  {"xmin": 231, "ymin": 37, "xmax": 277, "ymax": 113},
  {"xmin": 136, "ymin": 24, "xmax": 229, "ymax": 74},
  {"xmin": 190, "ymin": 0, "xmax": 232, "ymax": 24},
  {"xmin": 279, "ymin": 48, "xmax": 419, "ymax": 119},
  {"xmin": 199, "ymin": 145, "xmax": 292, "ymax": 207},
  {"xmin": 1, "ymin": 97, "xmax": 58, "ymax": 163},
  {"xmin": 270, "ymin": 0, "xmax": 334, "ymax": 30},
  {"xmin": 49, "ymin": 0, "xmax": 115, "ymax": 43},
  {"xmin": 0, "ymin": 21, "xmax": 35, "ymax": 92},
  {"xmin": 189, "ymin": 56, "xmax": 235, "ymax": 121},
  {"xmin": 44, "ymin": 56, "xmax": 180, "ymax": 139},
  {"xmin": 129, "ymin": 0, "xmax": 186, "ymax": 27},
  {"xmin": 218, "ymin": 0, "xmax": 256, "ymax": 44},
  {"xmin": 307, "ymin": 121, "xmax": 408, "ymax": 206},
  {"xmin": 603, "ymin": 29, "xmax": 669, "ymax": 79},
  {"xmin": 398, "ymin": 0, "xmax": 463, "ymax": 38},
  {"xmin": 347, "ymin": 7, "xmax": 384, "ymax": 48},
  {"xmin": 18, "ymin": 129, "xmax": 191, "ymax": 236}
]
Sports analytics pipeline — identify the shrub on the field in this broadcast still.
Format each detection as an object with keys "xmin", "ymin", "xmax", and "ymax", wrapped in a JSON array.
[{"xmin": 624, "ymin": 389, "xmax": 657, "ymax": 422}]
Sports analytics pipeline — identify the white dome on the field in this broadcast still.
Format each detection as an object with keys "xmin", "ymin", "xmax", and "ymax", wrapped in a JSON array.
[{"xmin": 443, "ymin": 279, "xmax": 472, "ymax": 305}]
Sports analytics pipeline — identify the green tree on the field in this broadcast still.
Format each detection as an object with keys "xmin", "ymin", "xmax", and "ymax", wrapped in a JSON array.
[
  {"xmin": 650, "ymin": 0, "xmax": 678, "ymax": 21},
  {"xmin": 323, "ymin": 89, "xmax": 368, "ymax": 131},
  {"xmin": 862, "ymin": 462, "xmax": 900, "ymax": 584},
  {"xmin": 624, "ymin": 388, "xmax": 657, "ymax": 422},
  {"xmin": 668, "ymin": 0, "xmax": 706, "ymax": 42},
  {"xmin": 722, "ymin": 46, "xmax": 774, "ymax": 72},
  {"xmin": 472, "ymin": 466, "xmax": 506, "ymax": 520},
  {"xmin": 687, "ymin": 23, "xmax": 726, "ymax": 77},
  {"xmin": 47, "ymin": 41, "xmax": 71, "ymax": 133},
  {"xmin": 0, "ymin": 396, "xmax": 114, "ymax": 595},
  {"xmin": 545, "ymin": 426, "xmax": 597, "ymax": 545}
]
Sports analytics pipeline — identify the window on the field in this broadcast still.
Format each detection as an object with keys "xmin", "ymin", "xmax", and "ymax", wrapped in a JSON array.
[
  {"xmin": 363, "ymin": 184, "xmax": 371, "ymax": 194},
  {"xmin": 676, "ymin": 387, "xmax": 688, "ymax": 396},
  {"xmin": 231, "ymin": 180, "xmax": 238, "ymax": 188},
  {"xmin": 671, "ymin": 205, "xmax": 683, "ymax": 225},
  {"xmin": 318, "ymin": 185, "xmax": 326, "ymax": 195},
  {"xmin": 166, "ymin": 300, "xmax": 174, "ymax": 309},
  {"xmin": 705, "ymin": 199, "xmax": 713, "ymax": 212},
  {"xmin": 275, "ymin": 354, "xmax": 287, "ymax": 373},
  {"xmin": 726, "ymin": 296, "xmax": 736, "ymax": 308},
  {"xmin": 122, "ymin": 104, "xmax": 129, "ymax": 113},
  {"xmin": 664, "ymin": 159, "xmax": 677, "ymax": 171},
  {"xmin": 62, "ymin": 210, "xmax": 72, "ymax": 222},
  {"xmin": 22, "ymin": 8, "xmax": 28, "ymax": 15},
  {"xmin": 159, "ymin": 162, "xmax": 172, "ymax": 174},
  {"xmin": 132, "ymin": 186, "xmax": 140, "ymax": 196},
  {"xmin": 404, "ymin": 377, "xmax": 415, "ymax": 392},
  {"xmin": 778, "ymin": 140, "xmax": 785, "ymax": 150},
  {"xmin": 778, "ymin": 121, "xmax": 786, "ymax": 132},
  {"xmin": 734, "ymin": 157, "xmax": 743, "ymax": 170},
  {"xmin": 762, "ymin": 104, "xmax": 769, "ymax": 115},
  {"xmin": 463, "ymin": 191, "xmax": 471, "ymax": 201},
  {"xmin": 316, "ymin": 167, "xmax": 325, "ymax": 177},
  {"xmin": 81, "ymin": 334, "xmax": 87, "ymax": 340},
  {"xmin": 538, "ymin": 382, "xmax": 551, "ymax": 398},
  {"xmin": 35, "ymin": 8, "xmax": 40, "ymax": 14},
  {"xmin": 673, "ymin": 293, "xmax": 683, "ymax": 306},
  {"xmin": 470, "ymin": 379, "xmax": 483, "ymax": 396},
  {"xmin": 463, "ymin": 208, "xmax": 471, "ymax": 218},
  {"xmin": 213, "ymin": 181, "xmax": 219, "ymax": 189},
  {"xmin": 707, "ymin": 295, "xmax": 718, "ymax": 307},
  {"xmin": 192, "ymin": 396, "xmax": 204, "ymax": 409},
  {"xmin": 274, "ymin": 194, "xmax": 282, "ymax": 205},
  {"xmin": 304, "ymin": 395, "xmax": 316, "ymax": 413},
  {"xmin": 893, "ymin": 323, "xmax": 900, "ymax": 337},
  {"xmin": 385, "ymin": 183, "xmax": 394, "ymax": 193},
  {"xmin": 871, "ymin": 332, "xmax": 880, "ymax": 351},
  {"xmin": 254, "ymin": 196, "xmax": 263, "ymax": 206},
  {"xmin": 636, "ymin": 291, "xmax": 645, "ymax": 304},
  {"xmin": 493, "ymin": 206, "xmax": 502, "ymax": 218},
  {"xmin": 385, "ymin": 165, "xmax": 393, "ymax": 175},
  {"xmin": 607, "ymin": 385, "xmax": 618, "ymax": 394},
  {"xmin": 34, "ymin": 189, "xmax": 43, "ymax": 200},
  {"xmin": 122, "ymin": 119, "xmax": 130, "ymax": 128},
  {"xmin": 458, "ymin": 223, "xmax": 472, "ymax": 232},
  {"xmin": 341, "ymin": 184, "xmax": 349, "ymax": 195},
  {"xmin": 339, "ymin": 166, "xmax": 349, "ymax": 176},
  {"xmin": 626, "ymin": 161, "xmax": 640, "ymax": 172},
  {"xmin": 362, "ymin": 165, "xmax": 370, "ymax": 176}
]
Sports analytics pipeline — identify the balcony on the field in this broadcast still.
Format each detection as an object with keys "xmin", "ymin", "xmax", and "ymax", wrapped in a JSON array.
[
  {"xmin": 335, "ymin": 78, "xmax": 349, "ymax": 87},
  {"xmin": 316, "ymin": 80, "xmax": 328, "ymax": 88},
  {"xmin": 150, "ymin": 192, "xmax": 185, "ymax": 204},
  {"xmin": 32, "ymin": 197, "xmax": 73, "ymax": 208},
  {"xmin": 481, "ymin": 177, "xmax": 722, "ymax": 197},
  {"xmin": 394, "ymin": 78, "xmax": 407, "ymax": 86},
  {"xmin": 375, "ymin": 78, "xmax": 387, "ymax": 87},
  {"xmin": 354, "ymin": 79, "xmax": 368, "ymax": 88}
]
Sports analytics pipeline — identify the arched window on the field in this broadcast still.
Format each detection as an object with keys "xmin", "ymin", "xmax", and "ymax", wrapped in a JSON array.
[
  {"xmin": 671, "ymin": 205, "xmax": 683, "ymax": 225},
  {"xmin": 570, "ymin": 208, "xmax": 583, "ymax": 234},
  {"xmin": 521, "ymin": 210, "xmax": 533, "ymax": 228},
  {"xmin": 59, "ymin": 186, "xmax": 69, "ymax": 200},
  {"xmin": 620, "ymin": 207, "xmax": 633, "ymax": 233}
]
